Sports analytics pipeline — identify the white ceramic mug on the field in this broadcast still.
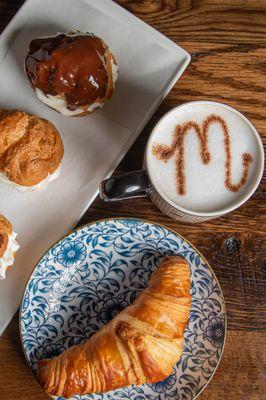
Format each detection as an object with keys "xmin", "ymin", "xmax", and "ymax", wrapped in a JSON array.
[{"xmin": 100, "ymin": 101, "xmax": 264, "ymax": 223}]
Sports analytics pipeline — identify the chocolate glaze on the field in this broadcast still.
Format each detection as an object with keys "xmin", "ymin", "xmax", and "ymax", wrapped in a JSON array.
[
  {"xmin": 152, "ymin": 114, "xmax": 253, "ymax": 195},
  {"xmin": 25, "ymin": 34, "xmax": 109, "ymax": 109}
]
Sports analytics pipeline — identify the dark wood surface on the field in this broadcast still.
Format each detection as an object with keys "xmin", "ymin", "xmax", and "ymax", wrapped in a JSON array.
[{"xmin": 0, "ymin": 0, "xmax": 265, "ymax": 399}]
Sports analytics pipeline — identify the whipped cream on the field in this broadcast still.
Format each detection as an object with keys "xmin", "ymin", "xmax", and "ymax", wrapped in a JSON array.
[
  {"xmin": 0, "ymin": 231, "xmax": 20, "ymax": 280},
  {"xmin": 0, "ymin": 164, "xmax": 61, "ymax": 192},
  {"xmin": 111, "ymin": 58, "xmax": 119, "ymax": 84},
  {"xmin": 36, "ymin": 58, "xmax": 119, "ymax": 116}
]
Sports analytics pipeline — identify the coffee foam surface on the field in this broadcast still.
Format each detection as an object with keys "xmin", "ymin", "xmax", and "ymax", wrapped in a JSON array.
[{"xmin": 147, "ymin": 103, "xmax": 263, "ymax": 213}]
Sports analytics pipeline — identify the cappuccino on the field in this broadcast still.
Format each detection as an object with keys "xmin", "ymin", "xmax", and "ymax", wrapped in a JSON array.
[{"xmin": 146, "ymin": 102, "xmax": 263, "ymax": 213}]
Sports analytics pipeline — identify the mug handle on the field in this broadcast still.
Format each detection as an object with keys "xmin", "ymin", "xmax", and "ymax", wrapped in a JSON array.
[{"xmin": 100, "ymin": 170, "xmax": 152, "ymax": 201}]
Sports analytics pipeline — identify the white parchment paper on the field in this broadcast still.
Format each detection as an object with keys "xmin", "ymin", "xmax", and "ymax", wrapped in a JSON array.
[{"xmin": 0, "ymin": 0, "xmax": 190, "ymax": 334}]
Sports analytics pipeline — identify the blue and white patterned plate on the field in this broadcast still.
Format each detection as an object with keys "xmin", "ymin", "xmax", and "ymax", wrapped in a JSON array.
[{"xmin": 20, "ymin": 218, "xmax": 226, "ymax": 400}]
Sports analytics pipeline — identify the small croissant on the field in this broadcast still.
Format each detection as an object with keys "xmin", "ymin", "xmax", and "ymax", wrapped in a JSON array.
[{"xmin": 38, "ymin": 256, "xmax": 191, "ymax": 398}]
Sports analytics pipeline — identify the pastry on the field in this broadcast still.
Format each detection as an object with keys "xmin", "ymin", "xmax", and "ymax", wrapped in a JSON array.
[
  {"xmin": 25, "ymin": 32, "xmax": 118, "ymax": 116},
  {"xmin": 0, "ymin": 214, "xmax": 19, "ymax": 280},
  {"xmin": 38, "ymin": 256, "xmax": 191, "ymax": 397},
  {"xmin": 0, "ymin": 110, "xmax": 64, "ymax": 191}
]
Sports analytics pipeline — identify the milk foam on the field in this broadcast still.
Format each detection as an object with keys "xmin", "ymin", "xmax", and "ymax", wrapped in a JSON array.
[{"xmin": 147, "ymin": 103, "xmax": 263, "ymax": 213}]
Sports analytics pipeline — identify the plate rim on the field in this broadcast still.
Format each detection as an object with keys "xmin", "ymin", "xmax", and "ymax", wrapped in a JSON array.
[{"xmin": 19, "ymin": 217, "xmax": 227, "ymax": 400}]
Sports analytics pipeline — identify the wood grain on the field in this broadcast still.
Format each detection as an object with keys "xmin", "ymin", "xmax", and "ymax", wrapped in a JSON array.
[
  {"xmin": 0, "ymin": 0, "xmax": 265, "ymax": 399},
  {"xmin": 117, "ymin": 0, "xmax": 266, "ymax": 44}
]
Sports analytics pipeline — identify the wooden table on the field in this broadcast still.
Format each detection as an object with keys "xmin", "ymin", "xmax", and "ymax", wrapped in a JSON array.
[{"xmin": 0, "ymin": 1, "xmax": 265, "ymax": 399}]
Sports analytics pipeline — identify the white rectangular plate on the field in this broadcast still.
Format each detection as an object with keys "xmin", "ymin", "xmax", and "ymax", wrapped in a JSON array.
[{"xmin": 0, "ymin": 0, "xmax": 190, "ymax": 334}]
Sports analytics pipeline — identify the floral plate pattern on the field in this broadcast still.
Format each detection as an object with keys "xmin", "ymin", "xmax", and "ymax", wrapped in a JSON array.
[{"xmin": 20, "ymin": 218, "xmax": 226, "ymax": 400}]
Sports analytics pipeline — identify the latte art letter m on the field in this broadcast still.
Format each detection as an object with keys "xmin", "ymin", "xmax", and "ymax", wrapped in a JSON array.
[{"xmin": 152, "ymin": 115, "xmax": 253, "ymax": 196}]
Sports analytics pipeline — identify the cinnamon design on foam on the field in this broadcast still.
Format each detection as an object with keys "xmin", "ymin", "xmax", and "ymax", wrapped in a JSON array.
[{"xmin": 152, "ymin": 114, "xmax": 253, "ymax": 195}]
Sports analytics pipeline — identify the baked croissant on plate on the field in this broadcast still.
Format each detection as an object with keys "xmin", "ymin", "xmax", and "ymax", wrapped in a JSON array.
[{"xmin": 38, "ymin": 256, "xmax": 191, "ymax": 398}]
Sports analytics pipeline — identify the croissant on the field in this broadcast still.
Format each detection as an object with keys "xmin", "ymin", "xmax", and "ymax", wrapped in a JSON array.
[{"xmin": 38, "ymin": 256, "xmax": 191, "ymax": 398}]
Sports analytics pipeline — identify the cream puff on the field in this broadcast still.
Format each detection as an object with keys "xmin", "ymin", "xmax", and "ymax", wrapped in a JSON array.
[
  {"xmin": 0, "ymin": 110, "xmax": 64, "ymax": 191},
  {"xmin": 25, "ymin": 32, "xmax": 118, "ymax": 116},
  {"xmin": 0, "ymin": 214, "xmax": 19, "ymax": 280}
]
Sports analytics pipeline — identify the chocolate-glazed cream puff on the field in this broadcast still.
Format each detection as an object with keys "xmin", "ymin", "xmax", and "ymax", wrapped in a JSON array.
[
  {"xmin": 0, "ymin": 110, "xmax": 64, "ymax": 191},
  {"xmin": 25, "ymin": 33, "xmax": 118, "ymax": 116},
  {"xmin": 0, "ymin": 214, "xmax": 19, "ymax": 280}
]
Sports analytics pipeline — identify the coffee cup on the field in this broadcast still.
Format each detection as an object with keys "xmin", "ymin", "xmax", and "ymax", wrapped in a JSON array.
[{"xmin": 100, "ymin": 101, "xmax": 264, "ymax": 223}]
